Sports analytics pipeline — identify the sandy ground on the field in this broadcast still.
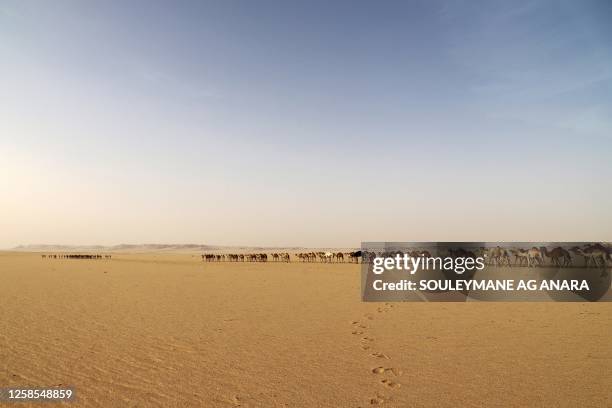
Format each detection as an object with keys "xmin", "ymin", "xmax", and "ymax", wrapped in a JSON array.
[{"xmin": 1, "ymin": 252, "xmax": 610, "ymax": 407}]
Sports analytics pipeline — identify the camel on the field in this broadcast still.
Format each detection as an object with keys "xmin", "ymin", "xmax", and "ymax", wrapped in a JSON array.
[
  {"xmin": 585, "ymin": 244, "xmax": 612, "ymax": 265},
  {"xmin": 487, "ymin": 247, "xmax": 511, "ymax": 266},
  {"xmin": 348, "ymin": 251, "xmax": 362, "ymax": 263},
  {"xmin": 539, "ymin": 246, "xmax": 571, "ymax": 267},
  {"xmin": 572, "ymin": 245, "xmax": 610, "ymax": 277},
  {"xmin": 510, "ymin": 249, "xmax": 530, "ymax": 267},
  {"xmin": 321, "ymin": 252, "xmax": 334, "ymax": 263},
  {"xmin": 526, "ymin": 247, "xmax": 543, "ymax": 267},
  {"xmin": 303, "ymin": 252, "xmax": 314, "ymax": 262},
  {"xmin": 571, "ymin": 246, "xmax": 610, "ymax": 268},
  {"xmin": 585, "ymin": 243, "xmax": 612, "ymax": 254},
  {"xmin": 510, "ymin": 247, "xmax": 543, "ymax": 267}
]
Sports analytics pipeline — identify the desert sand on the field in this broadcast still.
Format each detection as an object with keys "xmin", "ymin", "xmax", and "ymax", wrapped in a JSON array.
[{"xmin": 1, "ymin": 252, "xmax": 610, "ymax": 407}]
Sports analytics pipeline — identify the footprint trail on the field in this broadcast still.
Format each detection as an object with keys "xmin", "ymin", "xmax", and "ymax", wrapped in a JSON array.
[{"xmin": 350, "ymin": 303, "xmax": 403, "ymax": 406}]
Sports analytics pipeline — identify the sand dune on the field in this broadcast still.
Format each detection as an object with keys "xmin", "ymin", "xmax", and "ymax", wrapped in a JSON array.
[{"xmin": 1, "ymin": 252, "xmax": 610, "ymax": 407}]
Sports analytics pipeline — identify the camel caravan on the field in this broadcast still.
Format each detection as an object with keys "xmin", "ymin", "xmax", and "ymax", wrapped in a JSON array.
[
  {"xmin": 295, "ymin": 251, "xmax": 363, "ymax": 263},
  {"xmin": 202, "ymin": 251, "xmax": 364, "ymax": 263},
  {"xmin": 202, "ymin": 253, "xmax": 281, "ymax": 262},
  {"xmin": 200, "ymin": 244, "xmax": 611, "ymax": 268},
  {"xmin": 42, "ymin": 254, "xmax": 112, "ymax": 259}
]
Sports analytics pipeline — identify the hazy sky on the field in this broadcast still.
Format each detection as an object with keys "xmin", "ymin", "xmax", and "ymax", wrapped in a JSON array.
[{"xmin": 1, "ymin": 0, "xmax": 611, "ymax": 248}]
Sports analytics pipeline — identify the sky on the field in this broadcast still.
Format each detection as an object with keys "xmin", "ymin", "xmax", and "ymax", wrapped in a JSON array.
[{"xmin": 1, "ymin": 0, "xmax": 611, "ymax": 248}]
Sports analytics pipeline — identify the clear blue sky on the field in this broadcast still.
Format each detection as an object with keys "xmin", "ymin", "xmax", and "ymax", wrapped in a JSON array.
[{"xmin": 1, "ymin": 0, "xmax": 611, "ymax": 248}]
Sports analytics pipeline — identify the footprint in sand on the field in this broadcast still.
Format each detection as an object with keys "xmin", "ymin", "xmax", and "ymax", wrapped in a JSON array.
[
  {"xmin": 352, "ymin": 331, "xmax": 364, "ymax": 335},
  {"xmin": 361, "ymin": 345, "xmax": 371, "ymax": 350},
  {"xmin": 380, "ymin": 379, "xmax": 401, "ymax": 389},
  {"xmin": 361, "ymin": 337, "xmax": 374, "ymax": 342},
  {"xmin": 371, "ymin": 367, "xmax": 403, "ymax": 376},
  {"xmin": 370, "ymin": 352, "xmax": 390, "ymax": 359},
  {"xmin": 370, "ymin": 395, "xmax": 385, "ymax": 405}
]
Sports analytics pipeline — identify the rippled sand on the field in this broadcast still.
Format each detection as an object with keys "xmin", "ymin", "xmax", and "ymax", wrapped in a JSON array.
[{"xmin": 1, "ymin": 252, "xmax": 610, "ymax": 407}]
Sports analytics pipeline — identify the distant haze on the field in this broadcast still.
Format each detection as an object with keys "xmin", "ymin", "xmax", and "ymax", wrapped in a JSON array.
[{"xmin": 1, "ymin": 1, "xmax": 611, "ymax": 249}]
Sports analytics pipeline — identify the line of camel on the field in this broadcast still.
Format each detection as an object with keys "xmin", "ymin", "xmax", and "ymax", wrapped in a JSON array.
[
  {"xmin": 38, "ymin": 244, "xmax": 611, "ymax": 268},
  {"xmin": 202, "ymin": 244, "xmax": 612, "ymax": 268},
  {"xmin": 202, "ymin": 251, "xmax": 363, "ymax": 263},
  {"xmin": 41, "ymin": 254, "xmax": 112, "ymax": 259}
]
